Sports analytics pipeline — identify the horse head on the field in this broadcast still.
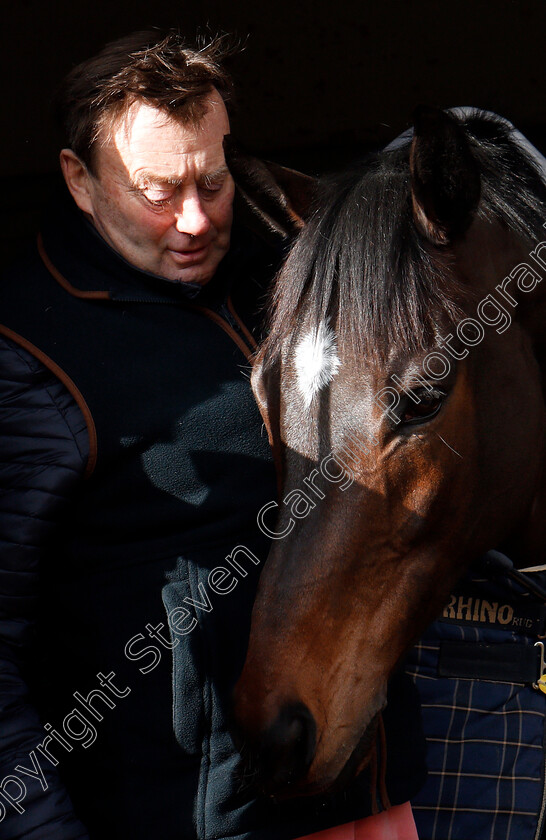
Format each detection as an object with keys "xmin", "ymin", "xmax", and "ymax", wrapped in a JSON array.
[{"xmin": 233, "ymin": 108, "xmax": 546, "ymax": 798}]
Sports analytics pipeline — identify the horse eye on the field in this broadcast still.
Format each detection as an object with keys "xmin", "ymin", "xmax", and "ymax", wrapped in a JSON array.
[{"xmin": 399, "ymin": 389, "xmax": 445, "ymax": 426}]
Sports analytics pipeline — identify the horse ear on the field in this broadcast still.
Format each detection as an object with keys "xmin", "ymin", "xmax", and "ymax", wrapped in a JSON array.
[
  {"xmin": 224, "ymin": 135, "xmax": 317, "ymax": 240},
  {"xmin": 409, "ymin": 105, "xmax": 481, "ymax": 245},
  {"xmin": 250, "ymin": 349, "xmax": 274, "ymax": 446},
  {"xmin": 251, "ymin": 349, "xmax": 285, "ymax": 493}
]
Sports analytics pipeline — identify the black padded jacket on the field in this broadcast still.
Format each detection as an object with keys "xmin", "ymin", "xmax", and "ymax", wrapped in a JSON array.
[{"xmin": 0, "ymin": 190, "xmax": 427, "ymax": 840}]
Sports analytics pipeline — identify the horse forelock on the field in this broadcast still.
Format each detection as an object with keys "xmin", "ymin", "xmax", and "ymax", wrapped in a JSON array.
[
  {"xmin": 261, "ymin": 110, "xmax": 546, "ymax": 376},
  {"xmin": 262, "ymin": 146, "xmax": 465, "ymax": 371}
]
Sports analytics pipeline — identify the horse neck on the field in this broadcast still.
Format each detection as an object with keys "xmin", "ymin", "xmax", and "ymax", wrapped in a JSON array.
[
  {"xmin": 456, "ymin": 220, "xmax": 546, "ymax": 565},
  {"xmin": 500, "ymin": 234, "xmax": 546, "ymax": 565}
]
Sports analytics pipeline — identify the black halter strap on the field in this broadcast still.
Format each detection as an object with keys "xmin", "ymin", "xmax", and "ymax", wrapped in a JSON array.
[{"xmin": 481, "ymin": 549, "xmax": 546, "ymax": 602}]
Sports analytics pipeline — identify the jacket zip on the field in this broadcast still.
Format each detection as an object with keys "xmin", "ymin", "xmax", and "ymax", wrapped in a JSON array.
[
  {"xmin": 217, "ymin": 300, "xmax": 246, "ymax": 336},
  {"xmin": 194, "ymin": 300, "xmax": 256, "ymax": 360}
]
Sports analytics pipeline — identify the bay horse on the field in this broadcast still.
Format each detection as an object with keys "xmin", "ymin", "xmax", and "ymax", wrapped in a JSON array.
[{"xmin": 230, "ymin": 107, "xmax": 546, "ymax": 799}]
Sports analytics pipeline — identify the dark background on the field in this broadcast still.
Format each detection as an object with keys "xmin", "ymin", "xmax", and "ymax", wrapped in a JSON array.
[{"xmin": 3, "ymin": 0, "xmax": 545, "ymax": 256}]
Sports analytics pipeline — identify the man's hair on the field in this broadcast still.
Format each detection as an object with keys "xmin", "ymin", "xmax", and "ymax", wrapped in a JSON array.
[{"xmin": 55, "ymin": 29, "xmax": 235, "ymax": 173}]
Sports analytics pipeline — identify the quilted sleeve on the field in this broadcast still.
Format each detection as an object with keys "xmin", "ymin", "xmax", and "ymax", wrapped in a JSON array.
[{"xmin": 0, "ymin": 335, "xmax": 90, "ymax": 839}]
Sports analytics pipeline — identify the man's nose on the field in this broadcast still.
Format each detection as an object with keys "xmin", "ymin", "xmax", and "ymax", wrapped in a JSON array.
[{"xmin": 173, "ymin": 192, "xmax": 211, "ymax": 237}]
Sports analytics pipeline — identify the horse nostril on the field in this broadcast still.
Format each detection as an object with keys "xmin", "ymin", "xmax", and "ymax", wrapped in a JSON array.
[{"xmin": 256, "ymin": 702, "xmax": 317, "ymax": 792}]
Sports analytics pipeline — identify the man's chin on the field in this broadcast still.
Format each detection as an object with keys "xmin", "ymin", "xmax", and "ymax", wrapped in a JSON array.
[
  {"xmin": 170, "ymin": 271, "xmax": 213, "ymax": 286},
  {"xmin": 159, "ymin": 260, "xmax": 214, "ymax": 286},
  {"xmin": 160, "ymin": 250, "xmax": 225, "ymax": 286}
]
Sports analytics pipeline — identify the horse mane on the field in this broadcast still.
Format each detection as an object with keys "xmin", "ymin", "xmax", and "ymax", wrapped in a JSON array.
[{"xmin": 262, "ymin": 109, "xmax": 546, "ymax": 367}]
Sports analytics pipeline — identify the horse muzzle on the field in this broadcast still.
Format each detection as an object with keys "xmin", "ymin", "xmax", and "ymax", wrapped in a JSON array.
[
  {"xmin": 231, "ymin": 684, "xmax": 384, "ymax": 798},
  {"xmin": 231, "ymin": 697, "xmax": 317, "ymax": 796}
]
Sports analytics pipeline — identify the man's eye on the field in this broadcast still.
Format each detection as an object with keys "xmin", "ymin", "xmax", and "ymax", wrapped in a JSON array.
[
  {"xmin": 199, "ymin": 181, "xmax": 223, "ymax": 196},
  {"xmin": 136, "ymin": 187, "xmax": 174, "ymax": 207},
  {"xmin": 141, "ymin": 189, "xmax": 173, "ymax": 207},
  {"xmin": 398, "ymin": 389, "xmax": 446, "ymax": 427}
]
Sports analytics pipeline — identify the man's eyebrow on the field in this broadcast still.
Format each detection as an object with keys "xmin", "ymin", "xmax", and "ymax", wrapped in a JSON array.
[
  {"xmin": 197, "ymin": 165, "xmax": 230, "ymax": 185},
  {"xmin": 132, "ymin": 165, "xmax": 230, "ymax": 189},
  {"xmin": 132, "ymin": 172, "xmax": 183, "ymax": 188}
]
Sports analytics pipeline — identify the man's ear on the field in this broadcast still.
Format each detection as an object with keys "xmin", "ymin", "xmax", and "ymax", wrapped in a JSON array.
[
  {"xmin": 224, "ymin": 135, "xmax": 317, "ymax": 240},
  {"xmin": 409, "ymin": 105, "xmax": 481, "ymax": 245},
  {"xmin": 59, "ymin": 149, "xmax": 95, "ymax": 216}
]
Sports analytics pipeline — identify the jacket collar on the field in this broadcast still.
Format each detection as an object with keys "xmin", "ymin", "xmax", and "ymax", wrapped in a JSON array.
[{"xmin": 39, "ymin": 184, "xmax": 255, "ymax": 307}]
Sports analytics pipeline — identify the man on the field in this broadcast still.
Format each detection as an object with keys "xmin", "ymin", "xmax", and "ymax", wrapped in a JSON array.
[{"xmin": 0, "ymin": 30, "xmax": 425, "ymax": 839}]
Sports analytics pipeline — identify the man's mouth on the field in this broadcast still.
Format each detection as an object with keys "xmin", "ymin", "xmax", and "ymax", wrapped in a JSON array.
[{"xmin": 166, "ymin": 244, "xmax": 208, "ymax": 263}]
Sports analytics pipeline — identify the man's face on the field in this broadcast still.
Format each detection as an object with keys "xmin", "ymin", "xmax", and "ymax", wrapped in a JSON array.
[{"xmin": 82, "ymin": 89, "xmax": 234, "ymax": 284}]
